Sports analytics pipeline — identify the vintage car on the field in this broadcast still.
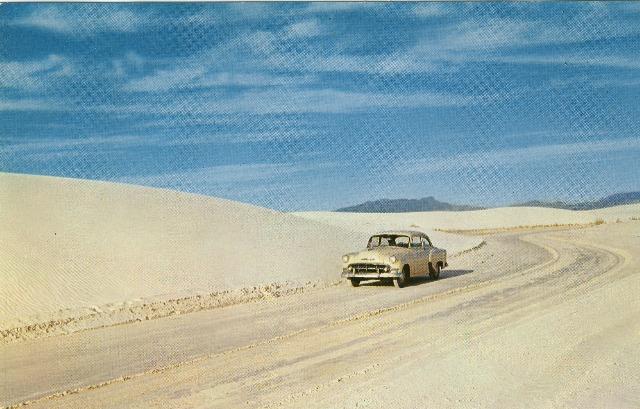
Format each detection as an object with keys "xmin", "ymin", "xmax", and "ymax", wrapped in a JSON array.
[{"xmin": 341, "ymin": 230, "xmax": 447, "ymax": 288}]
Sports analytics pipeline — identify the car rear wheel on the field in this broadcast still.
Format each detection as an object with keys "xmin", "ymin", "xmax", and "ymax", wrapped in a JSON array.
[
  {"xmin": 429, "ymin": 263, "xmax": 441, "ymax": 280},
  {"xmin": 349, "ymin": 278, "xmax": 360, "ymax": 287}
]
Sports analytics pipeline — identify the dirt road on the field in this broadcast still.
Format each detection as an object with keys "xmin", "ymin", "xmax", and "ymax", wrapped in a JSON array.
[{"xmin": 2, "ymin": 223, "xmax": 639, "ymax": 408}]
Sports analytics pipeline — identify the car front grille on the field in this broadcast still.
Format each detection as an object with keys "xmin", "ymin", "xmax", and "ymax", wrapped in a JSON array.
[{"xmin": 349, "ymin": 263, "xmax": 390, "ymax": 274}]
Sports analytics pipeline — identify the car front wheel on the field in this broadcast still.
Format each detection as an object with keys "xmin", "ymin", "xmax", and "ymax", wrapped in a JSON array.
[
  {"xmin": 349, "ymin": 278, "xmax": 360, "ymax": 287},
  {"xmin": 394, "ymin": 267, "xmax": 409, "ymax": 288}
]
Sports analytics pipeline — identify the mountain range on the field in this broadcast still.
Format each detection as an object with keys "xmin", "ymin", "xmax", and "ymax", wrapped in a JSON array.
[
  {"xmin": 512, "ymin": 192, "xmax": 640, "ymax": 211},
  {"xmin": 335, "ymin": 197, "xmax": 483, "ymax": 213},
  {"xmin": 335, "ymin": 192, "xmax": 640, "ymax": 213}
]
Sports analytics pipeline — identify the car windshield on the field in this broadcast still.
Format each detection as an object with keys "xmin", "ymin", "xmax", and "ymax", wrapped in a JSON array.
[{"xmin": 368, "ymin": 234, "xmax": 410, "ymax": 248}]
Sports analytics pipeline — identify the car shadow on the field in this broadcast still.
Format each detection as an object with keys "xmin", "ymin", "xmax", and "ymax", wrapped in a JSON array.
[{"xmin": 357, "ymin": 269, "xmax": 474, "ymax": 288}]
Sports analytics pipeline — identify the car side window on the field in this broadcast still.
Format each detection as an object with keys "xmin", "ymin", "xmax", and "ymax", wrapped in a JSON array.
[
  {"xmin": 395, "ymin": 236, "xmax": 410, "ymax": 247},
  {"xmin": 411, "ymin": 236, "xmax": 423, "ymax": 249},
  {"xmin": 424, "ymin": 237, "xmax": 432, "ymax": 247},
  {"xmin": 422, "ymin": 237, "xmax": 430, "ymax": 248}
]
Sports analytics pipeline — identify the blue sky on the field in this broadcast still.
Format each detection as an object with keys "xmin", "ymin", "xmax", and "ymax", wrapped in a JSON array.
[{"xmin": 1, "ymin": 2, "xmax": 639, "ymax": 211}]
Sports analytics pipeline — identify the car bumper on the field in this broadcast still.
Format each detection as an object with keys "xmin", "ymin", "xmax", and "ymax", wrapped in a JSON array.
[{"xmin": 342, "ymin": 268, "xmax": 402, "ymax": 279}]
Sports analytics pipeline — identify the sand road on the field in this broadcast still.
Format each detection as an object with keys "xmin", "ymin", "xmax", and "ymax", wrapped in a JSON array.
[{"xmin": 1, "ymin": 222, "xmax": 639, "ymax": 408}]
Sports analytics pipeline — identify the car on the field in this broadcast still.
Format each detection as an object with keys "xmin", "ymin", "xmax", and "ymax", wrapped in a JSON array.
[{"xmin": 341, "ymin": 230, "xmax": 447, "ymax": 288}]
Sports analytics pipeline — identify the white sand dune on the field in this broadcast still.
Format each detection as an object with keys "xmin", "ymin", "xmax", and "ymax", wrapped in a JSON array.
[
  {"xmin": 295, "ymin": 203, "xmax": 640, "ymax": 232},
  {"xmin": 0, "ymin": 172, "xmax": 480, "ymax": 329},
  {"xmin": 3, "ymin": 172, "xmax": 637, "ymax": 333}
]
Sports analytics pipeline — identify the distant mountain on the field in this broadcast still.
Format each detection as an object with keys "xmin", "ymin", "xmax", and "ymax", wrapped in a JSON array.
[
  {"xmin": 335, "ymin": 197, "xmax": 483, "ymax": 213},
  {"xmin": 335, "ymin": 192, "xmax": 640, "ymax": 213},
  {"xmin": 513, "ymin": 192, "xmax": 640, "ymax": 210}
]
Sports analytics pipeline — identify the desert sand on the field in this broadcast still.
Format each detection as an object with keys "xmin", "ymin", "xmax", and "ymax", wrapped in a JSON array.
[
  {"xmin": 0, "ymin": 172, "xmax": 479, "ymax": 339},
  {"xmin": 1, "ymin": 172, "xmax": 639, "ymax": 408}
]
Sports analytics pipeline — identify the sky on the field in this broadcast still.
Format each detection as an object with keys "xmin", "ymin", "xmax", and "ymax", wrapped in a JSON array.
[{"xmin": 1, "ymin": 2, "xmax": 639, "ymax": 211}]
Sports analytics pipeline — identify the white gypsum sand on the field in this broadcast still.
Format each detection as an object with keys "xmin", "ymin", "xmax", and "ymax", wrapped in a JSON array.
[
  {"xmin": 0, "ymin": 172, "xmax": 481, "ymax": 332},
  {"xmin": 3, "ymin": 219, "xmax": 639, "ymax": 408}
]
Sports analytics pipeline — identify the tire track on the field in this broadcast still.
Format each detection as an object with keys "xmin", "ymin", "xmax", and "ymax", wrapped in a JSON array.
[
  {"xmin": 255, "ymin": 233, "xmax": 629, "ymax": 409},
  {"xmin": 5, "ymin": 229, "xmax": 626, "ymax": 409}
]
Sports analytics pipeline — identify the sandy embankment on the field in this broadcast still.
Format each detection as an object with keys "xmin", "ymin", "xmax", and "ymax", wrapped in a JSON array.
[{"xmin": 0, "ymin": 172, "xmax": 480, "ymax": 339}]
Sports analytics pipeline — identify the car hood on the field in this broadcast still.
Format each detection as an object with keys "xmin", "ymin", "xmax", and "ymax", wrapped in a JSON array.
[{"xmin": 348, "ymin": 246, "xmax": 410, "ymax": 263}]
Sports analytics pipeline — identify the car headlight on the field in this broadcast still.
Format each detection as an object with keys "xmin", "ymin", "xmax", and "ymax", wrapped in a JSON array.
[
  {"xmin": 342, "ymin": 255, "xmax": 349, "ymax": 263},
  {"xmin": 390, "ymin": 256, "xmax": 397, "ymax": 263}
]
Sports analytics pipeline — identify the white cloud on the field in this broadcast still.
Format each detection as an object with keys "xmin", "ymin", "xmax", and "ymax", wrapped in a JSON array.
[
  {"xmin": 124, "ymin": 67, "xmax": 207, "ymax": 92},
  {"xmin": 241, "ymin": 30, "xmax": 279, "ymax": 54},
  {"xmin": 0, "ymin": 55, "xmax": 74, "ymax": 90},
  {"xmin": 234, "ymin": 22, "xmax": 445, "ymax": 75},
  {"xmin": 2, "ymin": 129, "xmax": 318, "ymax": 158},
  {"xmin": 284, "ymin": 19, "xmax": 323, "ymax": 38},
  {"xmin": 2, "ymin": 135, "xmax": 149, "ymax": 153},
  {"xmin": 111, "ymin": 51, "xmax": 145, "ymax": 78},
  {"xmin": 490, "ymin": 54, "xmax": 640, "ymax": 69},
  {"xmin": 303, "ymin": 3, "xmax": 373, "ymax": 14},
  {"xmin": 412, "ymin": 3, "xmax": 449, "ymax": 18},
  {"xmin": 197, "ymin": 72, "xmax": 315, "ymax": 88},
  {"xmin": 402, "ymin": 137, "xmax": 640, "ymax": 174},
  {"xmin": 147, "ymin": 130, "xmax": 318, "ymax": 146},
  {"xmin": 189, "ymin": 7, "xmax": 640, "ymax": 77},
  {"xmin": 225, "ymin": 3, "xmax": 275, "ymax": 21},
  {"xmin": 137, "ymin": 115, "xmax": 307, "ymax": 130},
  {"xmin": 19, "ymin": 150, "xmax": 90, "ymax": 163},
  {"xmin": 221, "ymin": 88, "xmax": 478, "ymax": 114},
  {"xmin": 102, "ymin": 87, "xmax": 481, "ymax": 116},
  {"xmin": 441, "ymin": 18, "xmax": 533, "ymax": 51},
  {"xmin": 13, "ymin": 7, "xmax": 70, "ymax": 32},
  {"xmin": 436, "ymin": 11, "xmax": 639, "ymax": 53},
  {"xmin": 13, "ymin": 6, "xmax": 148, "ymax": 35},
  {"xmin": 119, "ymin": 161, "xmax": 338, "ymax": 187},
  {"xmin": 0, "ymin": 99, "xmax": 55, "ymax": 111},
  {"xmin": 261, "ymin": 48, "xmax": 444, "ymax": 75},
  {"xmin": 124, "ymin": 65, "xmax": 315, "ymax": 92}
]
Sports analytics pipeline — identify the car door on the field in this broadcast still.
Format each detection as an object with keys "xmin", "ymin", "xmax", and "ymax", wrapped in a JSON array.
[
  {"xmin": 421, "ymin": 237, "xmax": 433, "ymax": 275},
  {"xmin": 411, "ymin": 235, "xmax": 429, "ymax": 276}
]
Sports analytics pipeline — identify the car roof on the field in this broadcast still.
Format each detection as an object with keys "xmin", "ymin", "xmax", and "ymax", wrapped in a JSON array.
[{"xmin": 372, "ymin": 230, "xmax": 428, "ymax": 237}]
